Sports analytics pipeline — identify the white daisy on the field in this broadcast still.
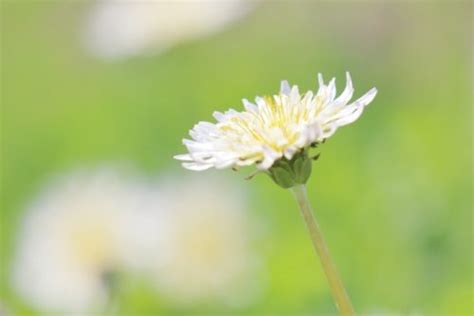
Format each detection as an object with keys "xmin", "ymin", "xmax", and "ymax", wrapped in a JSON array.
[
  {"xmin": 175, "ymin": 72, "xmax": 377, "ymax": 173},
  {"xmin": 10, "ymin": 168, "xmax": 154, "ymax": 314},
  {"xmin": 175, "ymin": 74, "xmax": 376, "ymax": 313},
  {"xmin": 83, "ymin": 0, "xmax": 255, "ymax": 60},
  {"xmin": 149, "ymin": 175, "xmax": 263, "ymax": 306}
]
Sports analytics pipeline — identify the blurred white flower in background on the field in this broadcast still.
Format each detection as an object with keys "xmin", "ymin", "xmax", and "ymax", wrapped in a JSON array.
[
  {"xmin": 0, "ymin": 302, "xmax": 11, "ymax": 316},
  {"xmin": 11, "ymin": 167, "xmax": 156, "ymax": 314},
  {"xmin": 149, "ymin": 174, "xmax": 263, "ymax": 307},
  {"xmin": 11, "ymin": 168, "xmax": 263, "ymax": 312},
  {"xmin": 83, "ymin": 0, "xmax": 256, "ymax": 60}
]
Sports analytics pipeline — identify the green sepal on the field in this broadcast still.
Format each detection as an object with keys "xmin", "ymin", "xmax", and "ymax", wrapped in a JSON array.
[
  {"xmin": 269, "ymin": 166, "xmax": 296, "ymax": 188},
  {"xmin": 267, "ymin": 151, "xmax": 315, "ymax": 189},
  {"xmin": 293, "ymin": 154, "xmax": 312, "ymax": 184}
]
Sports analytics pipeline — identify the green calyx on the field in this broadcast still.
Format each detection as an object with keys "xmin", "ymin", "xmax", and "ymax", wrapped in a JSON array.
[{"xmin": 267, "ymin": 151, "xmax": 314, "ymax": 189}]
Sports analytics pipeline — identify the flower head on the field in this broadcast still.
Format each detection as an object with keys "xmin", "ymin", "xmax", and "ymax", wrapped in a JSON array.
[
  {"xmin": 83, "ymin": 0, "xmax": 255, "ymax": 60},
  {"xmin": 175, "ymin": 72, "xmax": 377, "ymax": 176},
  {"xmin": 148, "ymin": 175, "xmax": 263, "ymax": 306},
  {"xmin": 11, "ymin": 168, "xmax": 151, "ymax": 313}
]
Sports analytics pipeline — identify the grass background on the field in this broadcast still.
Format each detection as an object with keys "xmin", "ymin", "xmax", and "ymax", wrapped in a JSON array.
[{"xmin": 1, "ymin": 1, "xmax": 472, "ymax": 315}]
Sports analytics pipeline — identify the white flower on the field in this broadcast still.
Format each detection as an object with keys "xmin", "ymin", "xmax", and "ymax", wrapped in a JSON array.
[
  {"xmin": 149, "ymin": 174, "xmax": 263, "ymax": 306},
  {"xmin": 11, "ymin": 168, "xmax": 154, "ymax": 314},
  {"xmin": 83, "ymin": 0, "xmax": 255, "ymax": 60},
  {"xmin": 175, "ymin": 72, "xmax": 377, "ymax": 171}
]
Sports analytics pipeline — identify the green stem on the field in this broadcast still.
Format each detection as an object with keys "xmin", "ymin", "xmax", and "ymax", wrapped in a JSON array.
[
  {"xmin": 102, "ymin": 270, "xmax": 119, "ymax": 316},
  {"xmin": 291, "ymin": 184, "xmax": 355, "ymax": 316}
]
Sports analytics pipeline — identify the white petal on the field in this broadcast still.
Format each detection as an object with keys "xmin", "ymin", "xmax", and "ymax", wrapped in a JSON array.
[
  {"xmin": 307, "ymin": 122, "xmax": 322, "ymax": 143},
  {"xmin": 332, "ymin": 106, "xmax": 365, "ymax": 126},
  {"xmin": 224, "ymin": 108, "xmax": 239, "ymax": 117},
  {"xmin": 323, "ymin": 87, "xmax": 377, "ymax": 127},
  {"xmin": 174, "ymin": 154, "xmax": 193, "ymax": 161},
  {"xmin": 255, "ymin": 96, "xmax": 266, "ymax": 110},
  {"xmin": 320, "ymin": 124, "xmax": 338, "ymax": 139},
  {"xmin": 318, "ymin": 73, "xmax": 325, "ymax": 87},
  {"xmin": 280, "ymin": 80, "xmax": 291, "ymax": 95},
  {"xmin": 316, "ymin": 73, "xmax": 327, "ymax": 99},
  {"xmin": 182, "ymin": 162, "xmax": 214, "ymax": 171},
  {"xmin": 334, "ymin": 72, "xmax": 354, "ymax": 105},
  {"xmin": 289, "ymin": 85, "xmax": 300, "ymax": 103},
  {"xmin": 257, "ymin": 158, "xmax": 274, "ymax": 170},
  {"xmin": 327, "ymin": 78, "xmax": 336, "ymax": 101},
  {"xmin": 354, "ymin": 87, "xmax": 377, "ymax": 106},
  {"xmin": 193, "ymin": 121, "xmax": 216, "ymax": 131},
  {"xmin": 283, "ymin": 147, "xmax": 297, "ymax": 160},
  {"xmin": 213, "ymin": 111, "xmax": 225, "ymax": 122},
  {"xmin": 214, "ymin": 158, "xmax": 238, "ymax": 169},
  {"xmin": 183, "ymin": 139, "xmax": 217, "ymax": 152},
  {"xmin": 258, "ymin": 146, "xmax": 281, "ymax": 170},
  {"xmin": 242, "ymin": 99, "xmax": 257, "ymax": 112}
]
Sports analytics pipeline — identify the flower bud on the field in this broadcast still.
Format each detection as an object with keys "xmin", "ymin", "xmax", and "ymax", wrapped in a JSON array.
[{"xmin": 268, "ymin": 152, "xmax": 313, "ymax": 189}]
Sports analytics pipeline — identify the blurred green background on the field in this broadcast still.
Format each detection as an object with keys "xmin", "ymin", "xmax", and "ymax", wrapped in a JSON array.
[{"xmin": 1, "ymin": 1, "xmax": 472, "ymax": 315}]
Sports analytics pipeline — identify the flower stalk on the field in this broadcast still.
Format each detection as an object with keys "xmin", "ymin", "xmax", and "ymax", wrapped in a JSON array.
[
  {"xmin": 176, "ymin": 72, "xmax": 377, "ymax": 315},
  {"xmin": 102, "ymin": 270, "xmax": 119, "ymax": 316},
  {"xmin": 291, "ymin": 184, "xmax": 355, "ymax": 316}
]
